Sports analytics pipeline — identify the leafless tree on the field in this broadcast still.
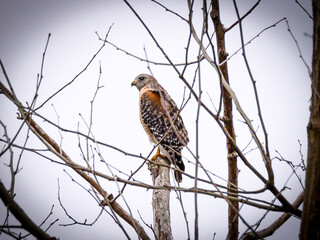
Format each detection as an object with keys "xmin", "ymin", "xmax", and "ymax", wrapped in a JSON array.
[
  {"xmin": 0, "ymin": 1, "xmax": 312, "ymax": 239},
  {"xmin": 300, "ymin": 0, "xmax": 320, "ymax": 239}
]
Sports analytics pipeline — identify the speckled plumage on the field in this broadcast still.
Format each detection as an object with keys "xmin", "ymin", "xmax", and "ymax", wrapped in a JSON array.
[{"xmin": 131, "ymin": 74, "xmax": 189, "ymax": 182}]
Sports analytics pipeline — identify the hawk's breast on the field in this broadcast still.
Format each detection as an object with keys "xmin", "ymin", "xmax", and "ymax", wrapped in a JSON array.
[{"xmin": 139, "ymin": 89, "xmax": 165, "ymax": 145}]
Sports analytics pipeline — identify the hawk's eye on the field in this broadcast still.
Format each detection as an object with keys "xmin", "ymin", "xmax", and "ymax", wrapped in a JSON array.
[{"xmin": 138, "ymin": 76, "xmax": 145, "ymax": 81}]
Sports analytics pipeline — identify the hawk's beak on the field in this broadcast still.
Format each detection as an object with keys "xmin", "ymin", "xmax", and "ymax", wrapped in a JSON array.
[{"xmin": 131, "ymin": 80, "xmax": 137, "ymax": 87}]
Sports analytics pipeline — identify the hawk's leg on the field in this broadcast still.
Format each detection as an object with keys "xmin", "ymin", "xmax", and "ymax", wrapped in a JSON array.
[{"xmin": 151, "ymin": 147, "xmax": 165, "ymax": 161}]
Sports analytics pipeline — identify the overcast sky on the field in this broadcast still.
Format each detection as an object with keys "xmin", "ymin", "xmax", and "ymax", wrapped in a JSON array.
[{"xmin": 0, "ymin": 0, "xmax": 313, "ymax": 239}]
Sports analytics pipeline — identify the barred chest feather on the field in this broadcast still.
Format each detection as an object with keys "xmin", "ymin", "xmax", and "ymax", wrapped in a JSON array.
[{"xmin": 139, "ymin": 89, "xmax": 164, "ymax": 145}]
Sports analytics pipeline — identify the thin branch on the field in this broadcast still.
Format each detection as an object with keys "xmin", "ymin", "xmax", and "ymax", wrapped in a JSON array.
[
  {"xmin": 225, "ymin": 0, "xmax": 261, "ymax": 32},
  {"xmin": 295, "ymin": 0, "xmax": 313, "ymax": 19},
  {"xmin": 30, "ymin": 33, "xmax": 51, "ymax": 110},
  {"xmin": 0, "ymin": 121, "xmax": 15, "ymax": 197},
  {"xmin": 174, "ymin": 190, "xmax": 191, "ymax": 240},
  {"xmin": 143, "ymin": 45, "xmax": 154, "ymax": 76},
  {"xmin": 151, "ymin": 0, "xmax": 188, "ymax": 22},
  {"xmin": 298, "ymin": 139, "xmax": 306, "ymax": 170},
  {"xmin": 285, "ymin": 18, "xmax": 312, "ymax": 77},
  {"xmin": 274, "ymin": 150, "xmax": 305, "ymax": 189},
  {"xmin": 193, "ymin": 0, "xmax": 207, "ymax": 237},
  {"xmin": 137, "ymin": 211, "xmax": 158, "ymax": 240},
  {"xmin": 38, "ymin": 205, "xmax": 56, "ymax": 229}
]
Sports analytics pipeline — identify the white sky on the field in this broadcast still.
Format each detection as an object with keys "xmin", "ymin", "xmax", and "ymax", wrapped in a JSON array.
[{"xmin": 0, "ymin": 0, "xmax": 312, "ymax": 239}]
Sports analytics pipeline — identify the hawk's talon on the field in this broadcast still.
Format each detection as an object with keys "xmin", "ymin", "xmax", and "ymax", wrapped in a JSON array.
[{"xmin": 151, "ymin": 148, "xmax": 165, "ymax": 161}]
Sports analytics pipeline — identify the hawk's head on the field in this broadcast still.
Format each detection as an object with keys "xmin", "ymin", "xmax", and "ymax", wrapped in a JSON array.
[{"xmin": 131, "ymin": 74, "xmax": 157, "ymax": 91}]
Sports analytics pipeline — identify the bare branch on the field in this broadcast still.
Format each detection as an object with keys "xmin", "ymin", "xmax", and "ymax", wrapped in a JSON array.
[
  {"xmin": 225, "ymin": 0, "xmax": 261, "ymax": 32},
  {"xmin": 30, "ymin": 33, "xmax": 51, "ymax": 110},
  {"xmin": 295, "ymin": 0, "xmax": 313, "ymax": 19},
  {"xmin": 285, "ymin": 18, "xmax": 312, "ymax": 77},
  {"xmin": 151, "ymin": 0, "xmax": 188, "ymax": 22}
]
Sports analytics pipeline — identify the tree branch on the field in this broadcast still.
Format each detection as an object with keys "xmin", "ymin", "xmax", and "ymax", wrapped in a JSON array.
[
  {"xmin": 210, "ymin": 0, "xmax": 239, "ymax": 238},
  {"xmin": 0, "ymin": 181, "xmax": 57, "ymax": 240}
]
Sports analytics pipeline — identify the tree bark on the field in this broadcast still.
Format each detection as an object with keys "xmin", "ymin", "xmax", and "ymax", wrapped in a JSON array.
[
  {"xmin": 149, "ymin": 156, "xmax": 173, "ymax": 240},
  {"xmin": 300, "ymin": 1, "xmax": 320, "ymax": 239},
  {"xmin": 211, "ymin": 1, "xmax": 239, "ymax": 239}
]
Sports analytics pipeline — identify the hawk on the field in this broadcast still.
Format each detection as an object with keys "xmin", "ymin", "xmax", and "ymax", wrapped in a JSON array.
[{"xmin": 131, "ymin": 74, "xmax": 189, "ymax": 183}]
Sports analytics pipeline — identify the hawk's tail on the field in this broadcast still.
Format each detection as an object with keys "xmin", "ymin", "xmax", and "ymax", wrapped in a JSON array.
[
  {"xmin": 173, "ymin": 152, "xmax": 185, "ymax": 183},
  {"xmin": 174, "ymin": 170, "xmax": 183, "ymax": 183}
]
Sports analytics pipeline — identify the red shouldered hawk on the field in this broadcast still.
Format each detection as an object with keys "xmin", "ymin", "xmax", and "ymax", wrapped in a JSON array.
[{"xmin": 131, "ymin": 74, "xmax": 189, "ymax": 183}]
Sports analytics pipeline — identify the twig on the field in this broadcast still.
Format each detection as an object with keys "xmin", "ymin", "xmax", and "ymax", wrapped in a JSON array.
[
  {"xmin": 143, "ymin": 45, "xmax": 153, "ymax": 76},
  {"xmin": 225, "ymin": 0, "xmax": 261, "ymax": 32},
  {"xmin": 137, "ymin": 211, "xmax": 158, "ymax": 240},
  {"xmin": 174, "ymin": 190, "xmax": 191, "ymax": 240},
  {"xmin": 38, "ymin": 205, "xmax": 55, "ymax": 229},
  {"xmin": 30, "ymin": 33, "xmax": 51, "ymax": 110},
  {"xmin": 51, "ymin": 104, "xmax": 63, "ymax": 154},
  {"xmin": 295, "ymin": 0, "xmax": 313, "ymax": 19},
  {"xmin": 274, "ymin": 150, "xmax": 305, "ymax": 189},
  {"xmin": 151, "ymin": 0, "xmax": 188, "ymax": 22},
  {"xmin": 192, "ymin": 1, "xmax": 209, "ymax": 237},
  {"xmin": 285, "ymin": 18, "xmax": 312, "ymax": 78},
  {"xmin": 298, "ymin": 140, "xmax": 306, "ymax": 170},
  {"xmin": 0, "ymin": 121, "xmax": 15, "ymax": 196}
]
